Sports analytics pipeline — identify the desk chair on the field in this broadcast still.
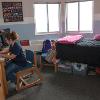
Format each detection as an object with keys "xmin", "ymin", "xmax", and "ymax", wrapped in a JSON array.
[
  {"xmin": 16, "ymin": 50, "xmax": 43, "ymax": 91},
  {"xmin": 39, "ymin": 39, "xmax": 58, "ymax": 72},
  {"xmin": 39, "ymin": 53, "xmax": 58, "ymax": 72}
]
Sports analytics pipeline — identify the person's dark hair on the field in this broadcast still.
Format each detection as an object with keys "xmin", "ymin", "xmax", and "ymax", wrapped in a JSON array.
[
  {"xmin": 51, "ymin": 40, "xmax": 55, "ymax": 42},
  {"xmin": 5, "ymin": 31, "xmax": 18, "ymax": 41}
]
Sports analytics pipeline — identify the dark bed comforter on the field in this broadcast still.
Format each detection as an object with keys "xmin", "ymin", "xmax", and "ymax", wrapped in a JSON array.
[{"xmin": 56, "ymin": 38, "xmax": 100, "ymax": 67}]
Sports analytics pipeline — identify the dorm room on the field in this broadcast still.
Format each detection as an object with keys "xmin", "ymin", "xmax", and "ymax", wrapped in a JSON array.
[{"xmin": 0, "ymin": 0, "xmax": 100, "ymax": 100}]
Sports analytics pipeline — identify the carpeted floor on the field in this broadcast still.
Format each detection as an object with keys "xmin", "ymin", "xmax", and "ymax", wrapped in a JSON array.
[{"xmin": 7, "ymin": 67, "xmax": 100, "ymax": 100}]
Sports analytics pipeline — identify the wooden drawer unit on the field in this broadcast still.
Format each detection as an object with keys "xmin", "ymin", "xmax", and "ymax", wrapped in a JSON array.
[
  {"xmin": 0, "ymin": 58, "xmax": 8, "ymax": 100},
  {"xmin": 0, "ymin": 65, "xmax": 5, "ymax": 100}
]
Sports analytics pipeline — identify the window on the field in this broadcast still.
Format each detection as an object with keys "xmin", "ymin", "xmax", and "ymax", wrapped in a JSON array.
[
  {"xmin": 66, "ymin": 1, "xmax": 93, "ymax": 33},
  {"xmin": 34, "ymin": 4, "xmax": 60, "ymax": 35},
  {"xmin": 67, "ymin": 2, "xmax": 78, "ymax": 31}
]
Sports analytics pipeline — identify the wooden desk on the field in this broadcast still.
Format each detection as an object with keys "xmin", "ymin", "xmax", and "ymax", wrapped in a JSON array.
[{"xmin": 0, "ymin": 58, "xmax": 8, "ymax": 100}]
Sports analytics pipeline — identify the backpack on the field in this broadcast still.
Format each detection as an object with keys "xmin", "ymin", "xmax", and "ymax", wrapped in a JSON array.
[
  {"xmin": 42, "ymin": 40, "xmax": 51, "ymax": 53},
  {"xmin": 45, "ymin": 49, "xmax": 56, "ymax": 63}
]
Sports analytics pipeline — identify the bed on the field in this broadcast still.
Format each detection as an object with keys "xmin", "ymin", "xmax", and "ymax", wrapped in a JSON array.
[{"xmin": 56, "ymin": 37, "xmax": 100, "ymax": 67}]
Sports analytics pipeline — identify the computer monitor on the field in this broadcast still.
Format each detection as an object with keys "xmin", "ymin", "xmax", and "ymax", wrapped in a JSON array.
[{"xmin": 0, "ymin": 28, "xmax": 10, "ymax": 48}]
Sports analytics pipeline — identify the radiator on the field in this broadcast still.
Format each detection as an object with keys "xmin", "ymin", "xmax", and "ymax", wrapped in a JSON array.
[{"xmin": 22, "ymin": 40, "xmax": 43, "ymax": 51}]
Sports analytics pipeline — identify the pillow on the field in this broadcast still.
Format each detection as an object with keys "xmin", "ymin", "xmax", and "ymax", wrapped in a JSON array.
[{"xmin": 94, "ymin": 34, "xmax": 100, "ymax": 41}]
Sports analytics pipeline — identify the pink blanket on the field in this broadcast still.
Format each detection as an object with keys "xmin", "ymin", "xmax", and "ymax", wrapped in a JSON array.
[{"xmin": 58, "ymin": 35, "xmax": 83, "ymax": 44}]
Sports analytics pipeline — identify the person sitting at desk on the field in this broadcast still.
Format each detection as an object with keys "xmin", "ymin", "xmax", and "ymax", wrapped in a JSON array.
[{"xmin": 0, "ymin": 32, "xmax": 27, "ymax": 83}]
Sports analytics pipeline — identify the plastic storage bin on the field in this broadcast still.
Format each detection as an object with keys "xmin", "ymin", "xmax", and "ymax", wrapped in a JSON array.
[
  {"xmin": 72, "ymin": 63, "xmax": 87, "ymax": 76},
  {"xmin": 58, "ymin": 61, "xmax": 72, "ymax": 74}
]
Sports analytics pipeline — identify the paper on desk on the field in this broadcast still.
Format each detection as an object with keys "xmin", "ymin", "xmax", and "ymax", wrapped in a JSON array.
[{"xmin": 0, "ymin": 57, "xmax": 5, "ymax": 61}]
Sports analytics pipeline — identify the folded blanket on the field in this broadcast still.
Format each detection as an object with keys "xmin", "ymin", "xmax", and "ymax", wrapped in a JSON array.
[{"xmin": 58, "ymin": 35, "xmax": 83, "ymax": 44}]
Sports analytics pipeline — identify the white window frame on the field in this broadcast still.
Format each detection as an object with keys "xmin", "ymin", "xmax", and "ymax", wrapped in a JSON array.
[
  {"xmin": 34, "ymin": 3, "xmax": 60, "ymax": 35},
  {"xmin": 65, "ymin": 1, "xmax": 93, "ymax": 33}
]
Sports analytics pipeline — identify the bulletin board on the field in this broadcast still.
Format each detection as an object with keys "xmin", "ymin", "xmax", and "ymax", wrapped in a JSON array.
[{"xmin": 2, "ymin": 2, "xmax": 23, "ymax": 22}]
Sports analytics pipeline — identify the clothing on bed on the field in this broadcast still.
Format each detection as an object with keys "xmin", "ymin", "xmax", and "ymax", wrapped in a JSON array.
[
  {"xmin": 56, "ymin": 38, "xmax": 100, "ymax": 67},
  {"xmin": 57, "ymin": 35, "xmax": 83, "ymax": 44}
]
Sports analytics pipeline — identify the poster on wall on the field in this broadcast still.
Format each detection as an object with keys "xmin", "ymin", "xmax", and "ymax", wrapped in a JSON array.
[{"xmin": 2, "ymin": 2, "xmax": 23, "ymax": 22}]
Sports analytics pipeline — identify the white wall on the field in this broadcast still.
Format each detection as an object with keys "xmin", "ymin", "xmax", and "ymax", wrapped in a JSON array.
[
  {"xmin": 0, "ymin": 0, "xmax": 98, "ymax": 24},
  {"xmin": 0, "ymin": 0, "xmax": 100, "ymax": 39}
]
